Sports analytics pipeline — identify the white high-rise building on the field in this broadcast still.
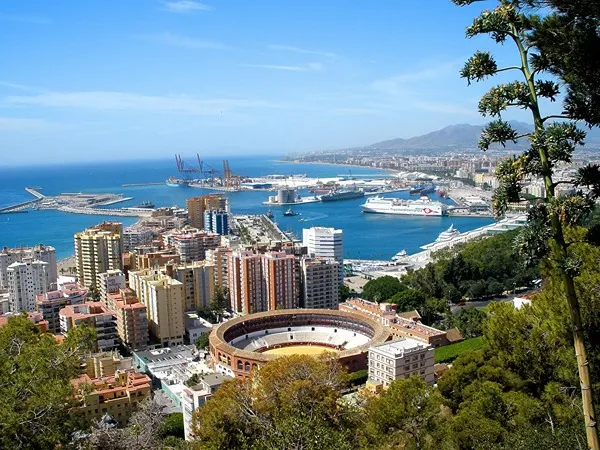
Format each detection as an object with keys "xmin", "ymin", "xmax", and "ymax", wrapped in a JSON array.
[
  {"xmin": 7, "ymin": 259, "xmax": 49, "ymax": 312},
  {"xmin": 0, "ymin": 245, "xmax": 57, "ymax": 290},
  {"xmin": 302, "ymin": 227, "xmax": 344, "ymax": 283}
]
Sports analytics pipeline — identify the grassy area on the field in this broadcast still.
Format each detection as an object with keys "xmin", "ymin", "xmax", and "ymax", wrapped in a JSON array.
[{"xmin": 434, "ymin": 336, "xmax": 485, "ymax": 364}]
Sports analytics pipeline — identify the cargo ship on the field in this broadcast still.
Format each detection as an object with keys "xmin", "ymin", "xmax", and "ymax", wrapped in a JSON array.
[
  {"xmin": 136, "ymin": 201, "xmax": 155, "ymax": 208},
  {"xmin": 166, "ymin": 177, "xmax": 189, "ymax": 187},
  {"xmin": 361, "ymin": 195, "xmax": 447, "ymax": 216},
  {"xmin": 409, "ymin": 183, "xmax": 436, "ymax": 195},
  {"xmin": 320, "ymin": 189, "xmax": 364, "ymax": 202}
]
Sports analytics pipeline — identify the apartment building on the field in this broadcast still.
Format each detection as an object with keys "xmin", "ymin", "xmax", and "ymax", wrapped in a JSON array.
[
  {"xmin": 72, "ymin": 370, "xmax": 151, "ymax": 425},
  {"xmin": 302, "ymin": 227, "xmax": 344, "ymax": 282},
  {"xmin": 0, "ymin": 244, "xmax": 57, "ymax": 290},
  {"xmin": 99, "ymin": 269, "xmax": 126, "ymax": 308},
  {"xmin": 123, "ymin": 227, "xmax": 155, "ymax": 251},
  {"xmin": 228, "ymin": 250, "xmax": 266, "ymax": 314},
  {"xmin": 263, "ymin": 251, "xmax": 296, "ymax": 310},
  {"xmin": 205, "ymin": 247, "xmax": 231, "ymax": 289},
  {"xmin": 368, "ymin": 338, "xmax": 435, "ymax": 388},
  {"xmin": 186, "ymin": 195, "xmax": 227, "ymax": 230},
  {"xmin": 108, "ymin": 288, "xmax": 149, "ymax": 351},
  {"xmin": 171, "ymin": 262, "xmax": 215, "ymax": 311},
  {"xmin": 163, "ymin": 229, "xmax": 221, "ymax": 263},
  {"xmin": 59, "ymin": 302, "xmax": 118, "ymax": 352},
  {"xmin": 74, "ymin": 222, "xmax": 123, "ymax": 289},
  {"xmin": 301, "ymin": 257, "xmax": 340, "ymax": 309},
  {"xmin": 36, "ymin": 283, "xmax": 87, "ymax": 333},
  {"xmin": 7, "ymin": 259, "xmax": 49, "ymax": 313},
  {"xmin": 203, "ymin": 210, "xmax": 230, "ymax": 235},
  {"xmin": 181, "ymin": 373, "xmax": 230, "ymax": 441},
  {"xmin": 129, "ymin": 269, "xmax": 185, "ymax": 347}
]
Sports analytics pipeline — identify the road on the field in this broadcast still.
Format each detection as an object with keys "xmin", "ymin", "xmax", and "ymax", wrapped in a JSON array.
[{"xmin": 450, "ymin": 290, "xmax": 536, "ymax": 313}]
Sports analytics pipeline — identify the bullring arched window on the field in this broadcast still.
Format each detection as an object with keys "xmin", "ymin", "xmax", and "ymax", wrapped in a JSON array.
[
  {"xmin": 245, "ymin": 362, "xmax": 251, "ymax": 372},
  {"xmin": 237, "ymin": 360, "xmax": 243, "ymax": 370}
]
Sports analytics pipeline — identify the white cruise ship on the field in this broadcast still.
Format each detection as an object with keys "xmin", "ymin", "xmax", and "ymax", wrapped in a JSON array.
[{"xmin": 361, "ymin": 196, "xmax": 447, "ymax": 216}]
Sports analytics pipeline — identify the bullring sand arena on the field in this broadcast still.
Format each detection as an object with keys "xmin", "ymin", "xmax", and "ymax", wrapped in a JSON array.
[
  {"xmin": 262, "ymin": 344, "xmax": 340, "ymax": 355},
  {"xmin": 209, "ymin": 309, "xmax": 391, "ymax": 379}
]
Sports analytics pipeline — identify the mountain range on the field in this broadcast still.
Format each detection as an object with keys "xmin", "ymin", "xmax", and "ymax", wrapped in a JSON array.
[{"xmin": 358, "ymin": 121, "xmax": 600, "ymax": 151}]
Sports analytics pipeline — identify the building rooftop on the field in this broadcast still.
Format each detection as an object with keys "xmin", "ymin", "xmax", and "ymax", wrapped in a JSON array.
[
  {"xmin": 59, "ymin": 302, "xmax": 114, "ymax": 319},
  {"xmin": 371, "ymin": 338, "xmax": 430, "ymax": 356}
]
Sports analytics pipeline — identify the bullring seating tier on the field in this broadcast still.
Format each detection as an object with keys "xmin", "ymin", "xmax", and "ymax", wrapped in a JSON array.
[{"xmin": 228, "ymin": 326, "xmax": 371, "ymax": 351}]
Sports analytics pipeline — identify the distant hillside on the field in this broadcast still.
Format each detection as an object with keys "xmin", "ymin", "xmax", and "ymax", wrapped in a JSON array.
[
  {"xmin": 364, "ymin": 122, "xmax": 531, "ymax": 150},
  {"xmin": 357, "ymin": 122, "xmax": 600, "ymax": 151}
]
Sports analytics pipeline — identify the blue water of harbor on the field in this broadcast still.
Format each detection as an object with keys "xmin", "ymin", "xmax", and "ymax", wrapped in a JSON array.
[{"xmin": 0, "ymin": 157, "xmax": 494, "ymax": 259}]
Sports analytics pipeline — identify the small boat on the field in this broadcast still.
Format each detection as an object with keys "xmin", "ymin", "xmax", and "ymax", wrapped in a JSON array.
[
  {"xmin": 283, "ymin": 207, "xmax": 299, "ymax": 216},
  {"xmin": 136, "ymin": 201, "xmax": 155, "ymax": 208},
  {"xmin": 266, "ymin": 209, "xmax": 274, "ymax": 219},
  {"xmin": 391, "ymin": 250, "xmax": 407, "ymax": 261}
]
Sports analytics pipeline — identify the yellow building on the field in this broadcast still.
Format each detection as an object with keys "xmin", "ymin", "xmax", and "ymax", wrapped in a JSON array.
[
  {"xmin": 74, "ymin": 222, "xmax": 123, "ymax": 289},
  {"xmin": 72, "ymin": 370, "xmax": 151, "ymax": 425},
  {"xmin": 129, "ymin": 269, "xmax": 185, "ymax": 347},
  {"xmin": 85, "ymin": 352, "xmax": 133, "ymax": 378},
  {"xmin": 171, "ymin": 261, "xmax": 215, "ymax": 311},
  {"xmin": 186, "ymin": 195, "xmax": 226, "ymax": 230},
  {"xmin": 206, "ymin": 247, "xmax": 231, "ymax": 289}
]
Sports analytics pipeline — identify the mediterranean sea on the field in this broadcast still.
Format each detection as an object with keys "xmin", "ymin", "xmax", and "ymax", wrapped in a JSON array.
[{"xmin": 0, "ymin": 156, "xmax": 494, "ymax": 259}]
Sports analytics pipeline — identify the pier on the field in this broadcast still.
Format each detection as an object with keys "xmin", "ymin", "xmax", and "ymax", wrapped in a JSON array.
[
  {"xmin": 345, "ymin": 215, "xmax": 528, "ymax": 280},
  {"xmin": 57, "ymin": 206, "xmax": 153, "ymax": 217},
  {"xmin": 0, "ymin": 187, "xmax": 45, "ymax": 214}
]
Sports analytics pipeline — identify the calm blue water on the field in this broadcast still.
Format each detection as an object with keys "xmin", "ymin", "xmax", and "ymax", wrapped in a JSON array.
[{"xmin": 0, "ymin": 157, "xmax": 494, "ymax": 259}]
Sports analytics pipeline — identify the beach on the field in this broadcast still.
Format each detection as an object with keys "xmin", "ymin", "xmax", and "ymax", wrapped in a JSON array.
[{"xmin": 57, "ymin": 255, "xmax": 77, "ymax": 276}]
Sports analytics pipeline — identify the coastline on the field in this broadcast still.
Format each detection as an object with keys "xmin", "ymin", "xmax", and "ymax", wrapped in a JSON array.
[
  {"xmin": 274, "ymin": 159, "xmax": 398, "ymax": 174},
  {"xmin": 57, "ymin": 255, "xmax": 76, "ymax": 276}
]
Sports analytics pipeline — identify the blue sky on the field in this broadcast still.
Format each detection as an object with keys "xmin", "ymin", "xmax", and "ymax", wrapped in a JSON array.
[{"xmin": 0, "ymin": 0, "xmax": 560, "ymax": 164}]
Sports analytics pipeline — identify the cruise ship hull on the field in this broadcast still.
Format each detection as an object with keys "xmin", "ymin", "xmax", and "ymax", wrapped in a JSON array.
[
  {"xmin": 361, "ymin": 196, "xmax": 447, "ymax": 216},
  {"xmin": 362, "ymin": 207, "xmax": 444, "ymax": 216}
]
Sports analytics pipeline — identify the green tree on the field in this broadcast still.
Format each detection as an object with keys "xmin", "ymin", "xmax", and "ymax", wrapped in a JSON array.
[
  {"xmin": 453, "ymin": 2, "xmax": 599, "ymax": 444},
  {"xmin": 531, "ymin": 0, "xmax": 600, "ymax": 126},
  {"xmin": 87, "ymin": 284, "xmax": 102, "ymax": 302},
  {"xmin": 0, "ymin": 316, "xmax": 95, "ymax": 449},
  {"xmin": 360, "ymin": 377, "xmax": 453, "ymax": 449},
  {"xmin": 160, "ymin": 412, "xmax": 185, "ymax": 439},
  {"xmin": 362, "ymin": 276, "xmax": 403, "ymax": 302},
  {"xmin": 449, "ymin": 307, "xmax": 487, "ymax": 338},
  {"xmin": 210, "ymin": 286, "xmax": 229, "ymax": 323},
  {"xmin": 339, "ymin": 283, "xmax": 352, "ymax": 301},
  {"xmin": 194, "ymin": 332, "xmax": 210, "ymax": 351},
  {"xmin": 192, "ymin": 355, "xmax": 357, "ymax": 450},
  {"xmin": 389, "ymin": 288, "xmax": 424, "ymax": 312}
]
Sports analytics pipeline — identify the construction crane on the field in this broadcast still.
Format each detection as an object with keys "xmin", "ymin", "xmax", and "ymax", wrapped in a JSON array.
[
  {"xmin": 222, "ymin": 160, "xmax": 241, "ymax": 189},
  {"xmin": 196, "ymin": 155, "xmax": 219, "ymax": 177}
]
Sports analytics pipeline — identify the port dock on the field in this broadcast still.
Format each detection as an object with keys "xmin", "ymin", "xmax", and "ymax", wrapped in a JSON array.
[{"xmin": 1, "ymin": 187, "xmax": 152, "ymax": 218}]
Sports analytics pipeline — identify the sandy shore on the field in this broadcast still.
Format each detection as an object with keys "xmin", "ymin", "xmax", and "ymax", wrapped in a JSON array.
[{"xmin": 57, "ymin": 255, "xmax": 77, "ymax": 276}]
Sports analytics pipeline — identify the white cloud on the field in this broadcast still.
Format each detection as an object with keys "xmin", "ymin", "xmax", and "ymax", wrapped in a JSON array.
[
  {"xmin": 4, "ymin": 91, "xmax": 285, "ymax": 115},
  {"xmin": 371, "ymin": 59, "xmax": 463, "ymax": 95},
  {"xmin": 160, "ymin": 1, "xmax": 213, "ymax": 13},
  {"xmin": 0, "ymin": 117, "xmax": 56, "ymax": 131},
  {"xmin": 242, "ymin": 62, "xmax": 323, "ymax": 72},
  {"xmin": 268, "ymin": 44, "xmax": 337, "ymax": 58},
  {"xmin": 138, "ymin": 32, "xmax": 228, "ymax": 50},
  {"xmin": 0, "ymin": 14, "xmax": 51, "ymax": 24}
]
